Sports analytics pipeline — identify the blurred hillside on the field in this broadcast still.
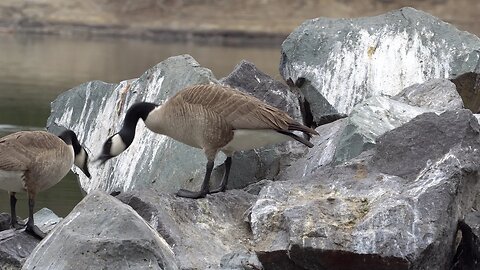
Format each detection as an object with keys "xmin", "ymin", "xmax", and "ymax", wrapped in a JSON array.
[{"xmin": 0, "ymin": 0, "xmax": 478, "ymax": 44}]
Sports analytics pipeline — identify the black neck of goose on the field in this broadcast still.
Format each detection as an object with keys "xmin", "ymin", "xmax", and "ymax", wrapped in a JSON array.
[
  {"xmin": 119, "ymin": 102, "xmax": 158, "ymax": 146},
  {"xmin": 59, "ymin": 130, "xmax": 82, "ymax": 155}
]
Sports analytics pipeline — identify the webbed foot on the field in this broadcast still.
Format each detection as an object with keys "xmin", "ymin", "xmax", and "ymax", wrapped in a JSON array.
[
  {"xmin": 176, "ymin": 189, "xmax": 207, "ymax": 199},
  {"xmin": 25, "ymin": 224, "xmax": 46, "ymax": 239}
]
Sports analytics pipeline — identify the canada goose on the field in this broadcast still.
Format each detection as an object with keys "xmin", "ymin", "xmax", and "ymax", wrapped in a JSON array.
[
  {"xmin": 0, "ymin": 130, "xmax": 90, "ymax": 238},
  {"xmin": 98, "ymin": 84, "xmax": 318, "ymax": 199}
]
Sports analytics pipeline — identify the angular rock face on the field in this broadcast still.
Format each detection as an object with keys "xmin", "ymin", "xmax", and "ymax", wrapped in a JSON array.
[
  {"xmin": 116, "ymin": 189, "xmax": 257, "ymax": 269},
  {"xmin": 280, "ymin": 7, "xmax": 480, "ymax": 117},
  {"xmin": 251, "ymin": 109, "xmax": 480, "ymax": 270},
  {"xmin": 22, "ymin": 191, "xmax": 178, "ymax": 270}
]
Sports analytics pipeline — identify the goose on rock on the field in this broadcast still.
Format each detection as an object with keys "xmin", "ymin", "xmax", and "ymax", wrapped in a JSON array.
[
  {"xmin": 0, "ymin": 129, "xmax": 90, "ymax": 238},
  {"xmin": 98, "ymin": 84, "xmax": 318, "ymax": 199}
]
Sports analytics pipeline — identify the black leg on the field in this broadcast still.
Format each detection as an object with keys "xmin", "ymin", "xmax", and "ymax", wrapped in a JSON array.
[
  {"xmin": 25, "ymin": 196, "xmax": 46, "ymax": 239},
  {"xmin": 176, "ymin": 160, "xmax": 214, "ymax": 199},
  {"xmin": 9, "ymin": 192, "xmax": 24, "ymax": 229},
  {"xmin": 210, "ymin": 157, "xmax": 232, "ymax": 194}
]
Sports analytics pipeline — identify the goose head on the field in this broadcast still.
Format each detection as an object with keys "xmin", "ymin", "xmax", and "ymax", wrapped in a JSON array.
[
  {"xmin": 97, "ymin": 102, "xmax": 158, "ymax": 164},
  {"xmin": 58, "ymin": 129, "xmax": 91, "ymax": 178}
]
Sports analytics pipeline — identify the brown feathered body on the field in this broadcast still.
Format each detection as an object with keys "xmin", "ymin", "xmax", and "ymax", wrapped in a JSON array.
[
  {"xmin": 144, "ymin": 84, "xmax": 318, "ymax": 160},
  {"xmin": 0, "ymin": 131, "xmax": 74, "ymax": 194}
]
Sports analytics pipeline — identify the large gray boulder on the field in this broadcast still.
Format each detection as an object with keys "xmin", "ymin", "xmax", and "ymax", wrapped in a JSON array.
[
  {"xmin": 116, "ymin": 189, "xmax": 257, "ymax": 269},
  {"xmin": 22, "ymin": 191, "xmax": 178, "ymax": 270},
  {"xmin": 251, "ymin": 109, "xmax": 480, "ymax": 270},
  {"xmin": 280, "ymin": 7, "xmax": 480, "ymax": 119}
]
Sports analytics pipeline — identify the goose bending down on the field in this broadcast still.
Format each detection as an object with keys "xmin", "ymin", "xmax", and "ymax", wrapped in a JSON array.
[
  {"xmin": 98, "ymin": 84, "xmax": 318, "ymax": 199},
  {"xmin": 0, "ymin": 130, "xmax": 90, "ymax": 238}
]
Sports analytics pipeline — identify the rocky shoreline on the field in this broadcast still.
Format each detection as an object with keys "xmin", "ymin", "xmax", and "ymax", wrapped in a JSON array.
[{"xmin": 2, "ymin": 7, "xmax": 480, "ymax": 270}]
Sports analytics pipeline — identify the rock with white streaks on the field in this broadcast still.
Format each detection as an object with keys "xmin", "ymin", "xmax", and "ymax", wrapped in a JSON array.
[
  {"xmin": 251, "ymin": 109, "xmax": 480, "ymax": 270},
  {"xmin": 280, "ymin": 7, "xmax": 480, "ymax": 119}
]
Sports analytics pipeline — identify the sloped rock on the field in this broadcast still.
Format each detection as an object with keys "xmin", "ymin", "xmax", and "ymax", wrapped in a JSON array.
[
  {"xmin": 392, "ymin": 79, "xmax": 463, "ymax": 111},
  {"xmin": 22, "ymin": 191, "xmax": 178, "ymax": 270},
  {"xmin": 280, "ymin": 7, "xmax": 480, "ymax": 118},
  {"xmin": 250, "ymin": 109, "xmax": 480, "ymax": 270},
  {"xmin": 0, "ymin": 208, "xmax": 61, "ymax": 270},
  {"xmin": 277, "ymin": 118, "xmax": 348, "ymax": 181},
  {"xmin": 117, "ymin": 189, "xmax": 256, "ymax": 269},
  {"xmin": 372, "ymin": 110, "xmax": 479, "ymax": 180},
  {"xmin": 220, "ymin": 60, "xmax": 301, "ymax": 121},
  {"xmin": 334, "ymin": 96, "xmax": 433, "ymax": 163}
]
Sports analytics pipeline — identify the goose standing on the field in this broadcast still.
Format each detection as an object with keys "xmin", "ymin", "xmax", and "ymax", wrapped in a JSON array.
[
  {"xmin": 98, "ymin": 84, "xmax": 318, "ymax": 199},
  {"xmin": 0, "ymin": 130, "xmax": 90, "ymax": 238}
]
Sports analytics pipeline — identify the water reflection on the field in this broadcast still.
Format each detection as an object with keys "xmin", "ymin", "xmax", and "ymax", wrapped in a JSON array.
[{"xmin": 0, "ymin": 33, "xmax": 281, "ymax": 217}]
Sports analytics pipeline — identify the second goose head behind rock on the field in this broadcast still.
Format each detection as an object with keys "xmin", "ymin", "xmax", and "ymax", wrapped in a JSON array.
[{"xmin": 97, "ymin": 84, "xmax": 318, "ymax": 199}]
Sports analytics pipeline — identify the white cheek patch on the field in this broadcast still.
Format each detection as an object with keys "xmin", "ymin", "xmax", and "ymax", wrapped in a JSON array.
[
  {"xmin": 74, "ymin": 147, "xmax": 87, "ymax": 168},
  {"xmin": 110, "ymin": 134, "xmax": 127, "ymax": 156}
]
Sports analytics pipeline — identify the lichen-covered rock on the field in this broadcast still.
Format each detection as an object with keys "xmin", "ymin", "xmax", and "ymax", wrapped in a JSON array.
[
  {"xmin": 22, "ymin": 191, "xmax": 178, "ymax": 270},
  {"xmin": 116, "ymin": 189, "xmax": 256, "ymax": 269},
  {"xmin": 250, "ymin": 109, "xmax": 480, "ymax": 270},
  {"xmin": 280, "ymin": 7, "xmax": 480, "ymax": 118}
]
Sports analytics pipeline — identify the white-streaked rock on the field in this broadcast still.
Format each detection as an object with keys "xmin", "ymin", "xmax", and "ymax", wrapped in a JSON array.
[{"xmin": 280, "ymin": 7, "xmax": 480, "ymax": 118}]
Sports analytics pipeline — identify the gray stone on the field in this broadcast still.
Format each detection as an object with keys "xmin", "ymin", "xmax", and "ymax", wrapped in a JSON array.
[
  {"xmin": 219, "ymin": 250, "xmax": 263, "ymax": 270},
  {"xmin": 372, "ymin": 110, "xmax": 480, "ymax": 180},
  {"xmin": 392, "ymin": 79, "xmax": 463, "ymax": 111},
  {"xmin": 334, "ymin": 96, "xmax": 433, "ymax": 163},
  {"xmin": 220, "ymin": 60, "xmax": 301, "ymax": 121},
  {"xmin": 250, "ymin": 109, "xmax": 480, "ymax": 270},
  {"xmin": 22, "ymin": 191, "xmax": 178, "ymax": 270},
  {"xmin": 0, "ymin": 208, "xmax": 61, "ymax": 270},
  {"xmin": 277, "ymin": 118, "xmax": 348, "ymax": 181},
  {"xmin": 117, "ymin": 189, "xmax": 256, "ymax": 269},
  {"xmin": 280, "ymin": 7, "xmax": 480, "ymax": 119}
]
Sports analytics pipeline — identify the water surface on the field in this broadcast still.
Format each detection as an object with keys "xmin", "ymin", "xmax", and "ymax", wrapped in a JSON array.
[{"xmin": 0, "ymin": 33, "xmax": 281, "ymax": 217}]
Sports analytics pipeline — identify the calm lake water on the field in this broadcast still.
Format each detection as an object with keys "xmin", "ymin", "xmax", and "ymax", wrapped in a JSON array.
[{"xmin": 0, "ymin": 33, "xmax": 281, "ymax": 218}]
